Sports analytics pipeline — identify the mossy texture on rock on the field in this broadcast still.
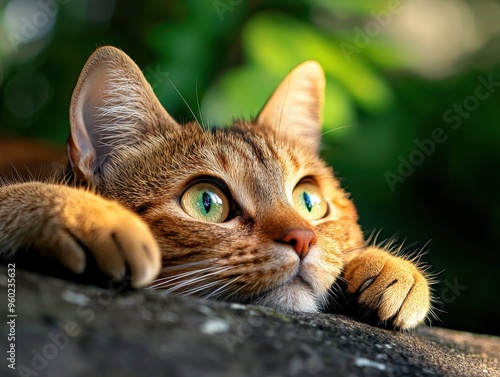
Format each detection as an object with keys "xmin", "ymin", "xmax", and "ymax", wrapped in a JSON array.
[{"xmin": 0, "ymin": 265, "xmax": 498, "ymax": 377}]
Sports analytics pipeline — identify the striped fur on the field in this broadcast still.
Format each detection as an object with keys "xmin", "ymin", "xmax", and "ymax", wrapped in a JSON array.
[{"xmin": 0, "ymin": 47, "xmax": 431, "ymax": 329}]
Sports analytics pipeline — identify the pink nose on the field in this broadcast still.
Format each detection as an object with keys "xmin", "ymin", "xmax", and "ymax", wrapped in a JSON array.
[{"xmin": 279, "ymin": 228, "xmax": 317, "ymax": 260}]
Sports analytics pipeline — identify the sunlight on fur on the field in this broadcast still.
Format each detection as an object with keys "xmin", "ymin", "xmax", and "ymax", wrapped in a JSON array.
[{"xmin": 0, "ymin": 46, "xmax": 435, "ymax": 330}]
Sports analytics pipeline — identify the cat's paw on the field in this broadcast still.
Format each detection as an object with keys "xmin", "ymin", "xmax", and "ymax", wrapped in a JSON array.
[
  {"xmin": 343, "ymin": 247, "xmax": 430, "ymax": 329},
  {"xmin": 33, "ymin": 190, "xmax": 161, "ymax": 288}
]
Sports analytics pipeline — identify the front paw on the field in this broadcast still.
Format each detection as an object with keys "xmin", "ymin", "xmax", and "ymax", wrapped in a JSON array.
[
  {"xmin": 35, "ymin": 191, "xmax": 161, "ymax": 288},
  {"xmin": 343, "ymin": 247, "xmax": 431, "ymax": 329}
]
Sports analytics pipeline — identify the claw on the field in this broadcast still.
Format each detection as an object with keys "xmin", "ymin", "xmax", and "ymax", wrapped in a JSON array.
[{"xmin": 343, "ymin": 247, "xmax": 431, "ymax": 329}]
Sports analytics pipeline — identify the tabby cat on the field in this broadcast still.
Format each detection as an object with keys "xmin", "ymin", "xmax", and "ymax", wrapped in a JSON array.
[{"xmin": 0, "ymin": 47, "xmax": 431, "ymax": 329}]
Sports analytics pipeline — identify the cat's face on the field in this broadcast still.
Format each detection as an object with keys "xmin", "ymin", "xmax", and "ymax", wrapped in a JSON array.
[{"xmin": 67, "ymin": 47, "xmax": 364, "ymax": 312}]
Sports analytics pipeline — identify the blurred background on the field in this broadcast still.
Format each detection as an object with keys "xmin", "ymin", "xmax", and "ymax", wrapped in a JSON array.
[{"xmin": 0, "ymin": 0, "xmax": 499, "ymax": 335}]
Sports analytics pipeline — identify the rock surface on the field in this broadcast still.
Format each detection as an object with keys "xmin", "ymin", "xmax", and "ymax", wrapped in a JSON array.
[{"xmin": 1, "ymin": 265, "xmax": 499, "ymax": 377}]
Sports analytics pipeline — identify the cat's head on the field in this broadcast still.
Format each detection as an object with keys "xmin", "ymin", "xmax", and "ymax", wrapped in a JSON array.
[{"xmin": 67, "ymin": 46, "xmax": 363, "ymax": 312}]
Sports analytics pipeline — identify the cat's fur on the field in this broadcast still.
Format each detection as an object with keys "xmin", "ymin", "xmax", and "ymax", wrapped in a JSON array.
[{"xmin": 0, "ymin": 47, "xmax": 431, "ymax": 329}]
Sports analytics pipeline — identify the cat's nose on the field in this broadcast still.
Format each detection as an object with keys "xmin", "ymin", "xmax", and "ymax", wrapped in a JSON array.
[{"xmin": 279, "ymin": 228, "xmax": 317, "ymax": 260}]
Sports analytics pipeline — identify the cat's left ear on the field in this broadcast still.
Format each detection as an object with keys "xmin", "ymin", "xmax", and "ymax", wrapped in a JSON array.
[
  {"xmin": 257, "ymin": 61, "xmax": 325, "ymax": 152},
  {"xmin": 68, "ymin": 46, "xmax": 180, "ymax": 183}
]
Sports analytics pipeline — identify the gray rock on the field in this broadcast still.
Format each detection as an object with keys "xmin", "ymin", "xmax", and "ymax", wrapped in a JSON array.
[{"xmin": 1, "ymin": 265, "xmax": 499, "ymax": 377}]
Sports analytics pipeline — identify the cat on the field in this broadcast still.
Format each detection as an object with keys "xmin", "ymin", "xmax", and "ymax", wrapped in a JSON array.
[{"xmin": 0, "ymin": 46, "xmax": 432, "ymax": 329}]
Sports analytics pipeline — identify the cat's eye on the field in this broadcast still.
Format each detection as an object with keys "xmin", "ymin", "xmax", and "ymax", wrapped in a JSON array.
[
  {"xmin": 181, "ymin": 182, "xmax": 230, "ymax": 223},
  {"xmin": 292, "ymin": 182, "xmax": 328, "ymax": 221}
]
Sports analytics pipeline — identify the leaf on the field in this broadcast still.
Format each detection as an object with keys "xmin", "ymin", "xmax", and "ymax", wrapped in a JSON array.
[
  {"xmin": 242, "ymin": 12, "xmax": 393, "ymax": 113},
  {"xmin": 202, "ymin": 64, "xmax": 356, "ymax": 133},
  {"xmin": 202, "ymin": 65, "xmax": 277, "ymax": 126}
]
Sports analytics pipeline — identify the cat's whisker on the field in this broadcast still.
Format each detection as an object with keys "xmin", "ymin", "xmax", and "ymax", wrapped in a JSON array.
[
  {"xmin": 324, "ymin": 288, "xmax": 342, "ymax": 311},
  {"xmin": 154, "ymin": 267, "xmax": 211, "ymax": 281},
  {"xmin": 319, "ymin": 124, "xmax": 361, "ymax": 139},
  {"xmin": 273, "ymin": 68, "xmax": 292, "ymax": 139},
  {"xmin": 151, "ymin": 268, "xmax": 226, "ymax": 290},
  {"xmin": 161, "ymin": 266, "xmax": 236, "ymax": 294},
  {"xmin": 149, "ymin": 260, "xmax": 221, "ymax": 285},
  {"xmin": 198, "ymin": 280, "xmax": 230, "ymax": 299},
  {"xmin": 148, "ymin": 266, "xmax": 222, "ymax": 289},
  {"xmin": 152, "ymin": 264, "xmax": 220, "ymax": 278},
  {"xmin": 246, "ymin": 279, "xmax": 270, "ymax": 298},
  {"xmin": 209, "ymin": 288, "xmax": 236, "ymax": 301},
  {"xmin": 195, "ymin": 71, "xmax": 207, "ymax": 130},
  {"xmin": 339, "ymin": 243, "xmax": 367, "ymax": 256},
  {"xmin": 170, "ymin": 275, "xmax": 236, "ymax": 297},
  {"xmin": 181, "ymin": 280, "xmax": 226, "ymax": 296},
  {"xmin": 307, "ymin": 124, "xmax": 362, "ymax": 153},
  {"xmin": 203, "ymin": 275, "xmax": 242, "ymax": 300},
  {"xmin": 221, "ymin": 283, "xmax": 248, "ymax": 302},
  {"xmin": 330, "ymin": 278, "xmax": 346, "ymax": 298},
  {"xmin": 316, "ymin": 124, "xmax": 362, "ymax": 151},
  {"xmin": 150, "ymin": 264, "xmax": 227, "ymax": 284},
  {"xmin": 336, "ymin": 274, "xmax": 349, "ymax": 286},
  {"xmin": 166, "ymin": 75, "xmax": 203, "ymax": 131},
  {"xmin": 160, "ymin": 275, "xmax": 212, "ymax": 293}
]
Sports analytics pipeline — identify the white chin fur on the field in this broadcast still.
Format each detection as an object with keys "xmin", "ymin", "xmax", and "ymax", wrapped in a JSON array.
[{"xmin": 253, "ymin": 280, "xmax": 320, "ymax": 313}]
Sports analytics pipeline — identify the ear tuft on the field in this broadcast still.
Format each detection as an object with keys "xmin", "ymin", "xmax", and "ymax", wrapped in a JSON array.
[
  {"xmin": 257, "ymin": 60, "xmax": 325, "ymax": 152},
  {"xmin": 69, "ymin": 46, "xmax": 179, "ymax": 182}
]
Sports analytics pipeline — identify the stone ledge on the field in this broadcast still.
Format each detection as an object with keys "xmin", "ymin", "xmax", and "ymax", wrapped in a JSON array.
[{"xmin": 1, "ymin": 265, "xmax": 498, "ymax": 377}]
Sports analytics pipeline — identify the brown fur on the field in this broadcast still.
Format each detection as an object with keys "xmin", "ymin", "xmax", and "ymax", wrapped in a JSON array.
[{"xmin": 0, "ymin": 47, "xmax": 431, "ymax": 329}]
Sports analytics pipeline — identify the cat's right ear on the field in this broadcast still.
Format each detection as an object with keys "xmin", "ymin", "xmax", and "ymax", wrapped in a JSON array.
[
  {"xmin": 257, "ymin": 61, "xmax": 325, "ymax": 153},
  {"xmin": 68, "ymin": 46, "xmax": 180, "ymax": 183}
]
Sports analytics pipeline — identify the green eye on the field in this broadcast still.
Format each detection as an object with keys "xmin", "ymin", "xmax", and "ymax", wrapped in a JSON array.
[
  {"xmin": 181, "ymin": 183, "xmax": 230, "ymax": 223},
  {"xmin": 292, "ymin": 182, "xmax": 328, "ymax": 221}
]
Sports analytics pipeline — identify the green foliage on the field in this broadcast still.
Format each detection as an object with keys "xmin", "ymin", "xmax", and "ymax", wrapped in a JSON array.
[{"xmin": 203, "ymin": 11, "xmax": 393, "ymax": 130}]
